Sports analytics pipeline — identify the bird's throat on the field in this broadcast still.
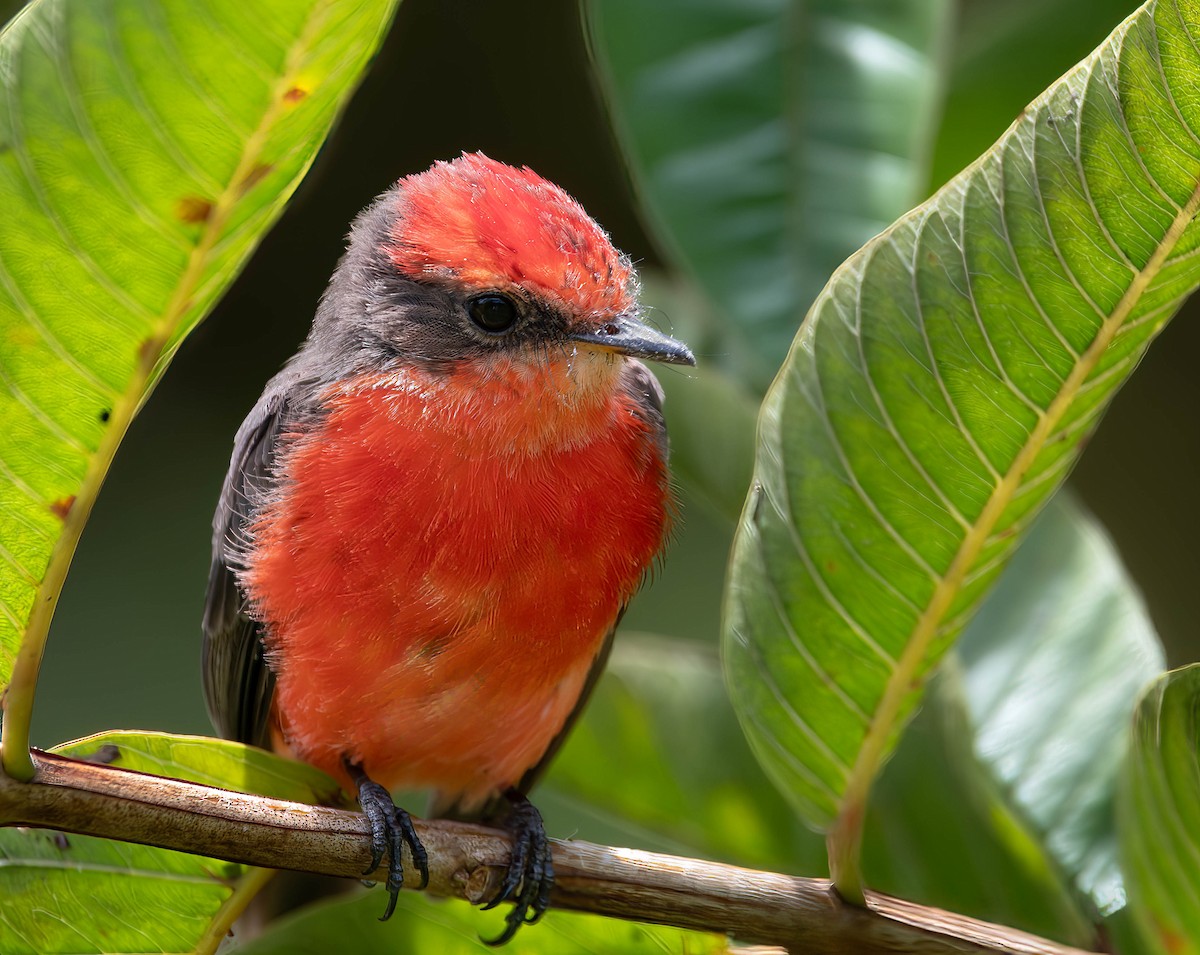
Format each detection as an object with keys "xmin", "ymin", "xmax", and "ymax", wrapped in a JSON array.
[{"xmin": 340, "ymin": 349, "xmax": 627, "ymax": 456}]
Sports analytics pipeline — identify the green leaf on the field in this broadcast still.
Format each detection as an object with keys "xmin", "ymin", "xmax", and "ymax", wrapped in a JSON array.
[
  {"xmin": 236, "ymin": 891, "xmax": 726, "ymax": 955},
  {"xmin": 1118, "ymin": 665, "xmax": 1200, "ymax": 955},
  {"xmin": 722, "ymin": 0, "xmax": 1200, "ymax": 895},
  {"xmin": 958, "ymin": 493, "xmax": 1164, "ymax": 914},
  {"xmin": 0, "ymin": 0, "xmax": 398, "ymax": 769},
  {"xmin": 0, "ymin": 730, "xmax": 334, "ymax": 955},
  {"xmin": 50, "ymin": 730, "xmax": 342, "ymax": 803},
  {"xmin": 0, "ymin": 827, "xmax": 248, "ymax": 955},
  {"xmin": 586, "ymin": 0, "xmax": 953, "ymax": 383}
]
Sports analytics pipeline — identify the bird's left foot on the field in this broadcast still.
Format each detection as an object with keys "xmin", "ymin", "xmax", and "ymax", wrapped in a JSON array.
[{"xmin": 481, "ymin": 788, "xmax": 555, "ymax": 945}]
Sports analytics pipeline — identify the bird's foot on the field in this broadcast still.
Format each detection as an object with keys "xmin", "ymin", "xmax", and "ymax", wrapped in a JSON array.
[
  {"xmin": 345, "ymin": 759, "xmax": 429, "ymax": 920},
  {"xmin": 481, "ymin": 788, "xmax": 555, "ymax": 945}
]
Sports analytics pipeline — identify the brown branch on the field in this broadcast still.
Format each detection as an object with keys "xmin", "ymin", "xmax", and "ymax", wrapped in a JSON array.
[{"xmin": 0, "ymin": 750, "xmax": 1099, "ymax": 955}]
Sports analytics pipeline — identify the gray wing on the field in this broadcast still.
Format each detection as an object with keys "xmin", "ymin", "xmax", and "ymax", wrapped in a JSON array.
[
  {"xmin": 201, "ymin": 391, "xmax": 293, "ymax": 748},
  {"xmin": 437, "ymin": 361, "xmax": 669, "ymax": 821}
]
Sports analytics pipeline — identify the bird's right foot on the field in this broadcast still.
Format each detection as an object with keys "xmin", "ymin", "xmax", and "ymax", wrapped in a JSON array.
[
  {"xmin": 345, "ymin": 759, "xmax": 429, "ymax": 920},
  {"xmin": 481, "ymin": 788, "xmax": 555, "ymax": 945}
]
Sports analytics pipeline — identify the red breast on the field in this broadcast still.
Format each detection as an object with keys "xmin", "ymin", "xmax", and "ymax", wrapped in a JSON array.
[{"xmin": 240, "ymin": 353, "xmax": 671, "ymax": 807}]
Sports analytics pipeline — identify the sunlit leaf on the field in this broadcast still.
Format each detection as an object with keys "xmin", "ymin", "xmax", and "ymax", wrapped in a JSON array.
[
  {"xmin": 0, "ymin": 826, "xmax": 242, "ymax": 955},
  {"xmin": 52, "ymin": 729, "xmax": 341, "ymax": 803},
  {"xmin": 0, "ymin": 0, "xmax": 397, "ymax": 708}
]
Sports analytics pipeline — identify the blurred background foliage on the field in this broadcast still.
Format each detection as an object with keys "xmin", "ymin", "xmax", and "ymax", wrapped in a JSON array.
[
  {"xmin": 5, "ymin": 0, "xmax": 1196, "ymax": 949},
  {"xmin": 34, "ymin": 0, "xmax": 1193, "ymax": 747}
]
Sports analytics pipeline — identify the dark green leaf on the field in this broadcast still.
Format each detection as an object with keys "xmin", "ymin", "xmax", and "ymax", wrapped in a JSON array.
[
  {"xmin": 641, "ymin": 273, "xmax": 758, "ymax": 522},
  {"xmin": 1118, "ymin": 665, "xmax": 1200, "ymax": 955},
  {"xmin": 541, "ymin": 634, "xmax": 1094, "ymax": 944},
  {"xmin": 865, "ymin": 668, "xmax": 1095, "ymax": 946},
  {"xmin": 587, "ymin": 0, "xmax": 953, "ymax": 384},
  {"xmin": 931, "ymin": 0, "xmax": 1142, "ymax": 192},
  {"xmin": 236, "ymin": 891, "xmax": 725, "ymax": 955}
]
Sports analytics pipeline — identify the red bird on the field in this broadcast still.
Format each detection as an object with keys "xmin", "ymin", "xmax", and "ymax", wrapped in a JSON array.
[{"xmin": 201, "ymin": 153, "xmax": 693, "ymax": 941}]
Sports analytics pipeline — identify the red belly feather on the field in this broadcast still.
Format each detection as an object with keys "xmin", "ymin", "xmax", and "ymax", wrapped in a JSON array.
[{"xmin": 241, "ymin": 360, "xmax": 669, "ymax": 807}]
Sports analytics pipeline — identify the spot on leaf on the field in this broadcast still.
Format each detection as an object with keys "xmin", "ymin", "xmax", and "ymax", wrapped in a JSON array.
[
  {"xmin": 50, "ymin": 496, "xmax": 75, "ymax": 521},
  {"xmin": 177, "ymin": 196, "xmax": 214, "ymax": 224}
]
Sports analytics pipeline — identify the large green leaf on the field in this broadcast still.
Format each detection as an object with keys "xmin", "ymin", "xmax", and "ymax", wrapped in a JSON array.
[
  {"xmin": 0, "ymin": 827, "xmax": 247, "ymax": 955},
  {"xmin": 958, "ymin": 493, "xmax": 1164, "ymax": 915},
  {"xmin": 0, "ymin": 0, "xmax": 397, "ymax": 771},
  {"xmin": 1118, "ymin": 666, "xmax": 1200, "ymax": 955},
  {"xmin": 586, "ymin": 0, "xmax": 953, "ymax": 384},
  {"xmin": 722, "ymin": 0, "xmax": 1200, "ymax": 897},
  {"xmin": 0, "ymin": 730, "xmax": 337, "ymax": 955}
]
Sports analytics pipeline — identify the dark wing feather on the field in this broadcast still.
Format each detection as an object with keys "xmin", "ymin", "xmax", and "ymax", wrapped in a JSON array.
[
  {"xmin": 201, "ymin": 391, "xmax": 292, "ymax": 747},
  {"xmin": 437, "ymin": 361, "xmax": 669, "ymax": 822}
]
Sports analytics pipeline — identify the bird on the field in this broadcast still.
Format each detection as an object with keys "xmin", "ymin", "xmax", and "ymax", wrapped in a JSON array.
[{"xmin": 201, "ymin": 152, "xmax": 694, "ymax": 942}]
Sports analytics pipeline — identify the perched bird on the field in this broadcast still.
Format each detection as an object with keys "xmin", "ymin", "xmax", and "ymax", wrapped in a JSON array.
[{"xmin": 201, "ymin": 153, "xmax": 693, "ymax": 941}]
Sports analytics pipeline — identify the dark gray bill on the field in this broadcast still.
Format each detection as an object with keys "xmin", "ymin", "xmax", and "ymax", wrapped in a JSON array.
[{"xmin": 567, "ymin": 313, "xmax": 695, "ymax": 366}]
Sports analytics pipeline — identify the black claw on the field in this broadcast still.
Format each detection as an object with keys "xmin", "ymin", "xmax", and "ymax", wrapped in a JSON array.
[
  {"xmin": 481, "ymin": 789, "xmax": 555, "ymax": 946},
  {"xmin": 345, "ymin": 759, "xmax": 429, "ymax": 921}
]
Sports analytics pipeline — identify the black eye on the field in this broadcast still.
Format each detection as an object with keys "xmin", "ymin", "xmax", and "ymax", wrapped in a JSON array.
[{"xmin": 467, "ymin": 293, "xmax": 519, "ymax": 333}]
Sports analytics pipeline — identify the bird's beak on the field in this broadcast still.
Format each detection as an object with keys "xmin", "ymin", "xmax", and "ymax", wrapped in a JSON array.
[{"xmin": 567, "ymin": 314, "xmax": 696, "ymax": 367}]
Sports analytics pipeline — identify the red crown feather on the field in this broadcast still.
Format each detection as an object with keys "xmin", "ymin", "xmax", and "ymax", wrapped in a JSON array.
[{"xmin": 386, "ymin": 153, "xmax": 636, "ymax": 321}]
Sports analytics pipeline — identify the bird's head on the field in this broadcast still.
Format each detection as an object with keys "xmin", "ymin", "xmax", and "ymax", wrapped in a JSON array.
[{"xmin": 309, "ymin": 153, "xmax": 694, "ymax": 386}]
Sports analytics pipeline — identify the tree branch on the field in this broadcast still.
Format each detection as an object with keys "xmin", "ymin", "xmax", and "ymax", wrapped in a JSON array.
[{"xmin": 0, "ymin": 750, "xmax": 1099, "ymax": 955}]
